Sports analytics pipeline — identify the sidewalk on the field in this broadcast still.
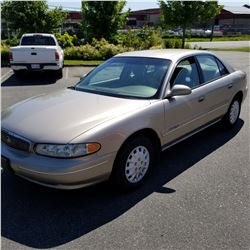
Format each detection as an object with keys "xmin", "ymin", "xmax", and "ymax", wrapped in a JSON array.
[{"xmin": 189, "ymin": 40, "xmax": 250, "ymax": 49}]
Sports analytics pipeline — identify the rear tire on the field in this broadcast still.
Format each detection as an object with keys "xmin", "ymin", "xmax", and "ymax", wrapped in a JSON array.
[
  {"xmin": 221, "ymin": 97, "xmax": 241, "ymax": 128},
  {"xmin": 56, "ymin": 68, "xmax": 63, "ymax": 79},
  {"xmin": 111, "ymin": 136, "xmax": 156, "ymax": 190},
  {"xmin": 13, "ymin": 70, "xmax": 23, "ymax": 79}
]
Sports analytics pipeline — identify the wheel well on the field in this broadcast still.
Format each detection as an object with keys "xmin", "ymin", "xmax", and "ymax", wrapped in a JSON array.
[
  {"xmin": 114, "ymin": 128, "xmax": 161, "ymax": 164},
  {"xmin": 234, "ymin": 91, "xmax": 243, "ymax": 103}
]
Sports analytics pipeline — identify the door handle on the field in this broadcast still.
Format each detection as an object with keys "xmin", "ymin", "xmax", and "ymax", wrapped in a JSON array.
[
  {"xmin": 31, "ymin": 52, "xmax": 37, "ymax": 55},
  {"xmin": 198, "ymin": 96, "xmax": 205, "ymax": 102},
  {"xmin": 227, "ymin": 83, "xmax": 233, "ymax": 89}
]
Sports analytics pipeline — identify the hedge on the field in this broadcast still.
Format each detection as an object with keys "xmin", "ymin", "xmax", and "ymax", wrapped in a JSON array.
[
  {"xmin": 1, "ymin": 38, "xmax": 192, "ymax": 62},
  {"xmin": 1, "ymin": 47, "xmax": 10, "ymax": 61}
]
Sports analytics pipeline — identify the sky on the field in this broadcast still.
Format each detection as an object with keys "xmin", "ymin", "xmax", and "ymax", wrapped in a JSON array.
[{"xmin": 47, "ymin": 0, "xmax": 249, "ymax": 11}]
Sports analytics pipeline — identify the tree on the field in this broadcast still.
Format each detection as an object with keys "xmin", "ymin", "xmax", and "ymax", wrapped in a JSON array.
[
  {"xmin": 81, "ymin": 1, "xmax": 128, "ymax": 42},
  {"xmin": 159, "ymin": 1, "xmax": 222, "ymax": 48},
  {"xmin": 200, "ymin": 2, "xmax": 223, "ymax": 41},
  {"xmin": 1, "ymin": 1, "xmax": 65, "ymax": 35}
]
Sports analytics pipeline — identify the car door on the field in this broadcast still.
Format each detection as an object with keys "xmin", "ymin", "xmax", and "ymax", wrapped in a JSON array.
[
  {"xmin": 195, "ymin": 54, "xmax": 233, "ymax": 122},
  {"xmin": 162, "ymin": 56, "xmax": 212, "ymax": 146}
]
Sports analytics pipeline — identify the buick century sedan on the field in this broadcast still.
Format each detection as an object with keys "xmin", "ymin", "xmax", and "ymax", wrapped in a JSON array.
[{"xmin": 1, "ymin": 49, "xmax": 248, "ymax": 190}]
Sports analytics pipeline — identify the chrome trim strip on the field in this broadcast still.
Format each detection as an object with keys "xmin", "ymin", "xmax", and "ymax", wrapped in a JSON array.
[{"xmin": 162, "ymin": 118, "xmax": 221, "ymax": 151}]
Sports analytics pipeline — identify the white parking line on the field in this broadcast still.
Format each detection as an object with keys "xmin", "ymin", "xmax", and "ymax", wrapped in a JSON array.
[
  {"xmin": 1, "ymin": 69, "xmax": 13, "ymax": 82},
  {"xmin": 65, "ymin": 67, "xmax": 69, "ymax": 80}
]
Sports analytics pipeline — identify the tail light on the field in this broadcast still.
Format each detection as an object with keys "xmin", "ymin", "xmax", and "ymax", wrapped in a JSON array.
[
  {"xmin": 55, "ymin": 52, "xmax": 59, "ymax": 61},
  {"xmin": 9, "ymin": 52, "xmax": 13, "ymax": 61}
]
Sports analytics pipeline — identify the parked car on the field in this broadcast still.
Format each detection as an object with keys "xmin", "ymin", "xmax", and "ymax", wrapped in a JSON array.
[
  {"xmin": 190, "ymin": 29, "xmax": 223, "ymax": 37},
  {"xmin": 9, "ymin": 33, "xmax": 64, "ymax": 78},
  {"xmin": 1, "ymin": 50, "xmax": 248, "ymax": 190}
]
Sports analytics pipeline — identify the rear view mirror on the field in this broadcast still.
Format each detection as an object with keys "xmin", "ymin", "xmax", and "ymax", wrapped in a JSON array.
[{"xmin": 166, "ymin": 84, "xmax": 192, "ymax": 98}]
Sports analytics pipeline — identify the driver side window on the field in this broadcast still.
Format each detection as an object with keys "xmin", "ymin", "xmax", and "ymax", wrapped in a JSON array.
[{"xmin": 170, "ymin": 57, "xmax": 200, "ymax": 89}]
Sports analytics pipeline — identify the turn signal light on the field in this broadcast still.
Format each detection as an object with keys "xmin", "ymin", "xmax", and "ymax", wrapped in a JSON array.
[{"xmin": 87, "ymin": 143, "xmax": 101, "ymax": 154}]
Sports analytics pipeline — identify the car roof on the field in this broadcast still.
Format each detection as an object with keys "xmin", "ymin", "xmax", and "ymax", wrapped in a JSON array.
[{"xmin": 115, "ymin": 49, "xmax": 215, "ymax": 62}]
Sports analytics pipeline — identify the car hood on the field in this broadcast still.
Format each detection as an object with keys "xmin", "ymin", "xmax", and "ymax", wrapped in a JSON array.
[{"xmin": 2, "ymin": 89, "xmax": 151, "ymax": 143}]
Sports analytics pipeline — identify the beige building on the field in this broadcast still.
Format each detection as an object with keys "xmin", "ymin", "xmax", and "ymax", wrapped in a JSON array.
[{"xmin": 127, "ymin": 5, "xmax": 250, "ymax": 34}]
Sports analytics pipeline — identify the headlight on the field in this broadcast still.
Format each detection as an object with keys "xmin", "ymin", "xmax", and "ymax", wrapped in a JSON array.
[{"xmin": 35, "ymin": 143, "xmax": 101, "ymax": 158}]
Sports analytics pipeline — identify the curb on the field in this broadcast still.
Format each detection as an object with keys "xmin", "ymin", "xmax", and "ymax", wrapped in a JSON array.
[
  {"xmin": 64, "ymin": 64, "xmax": 98, "ymax": 67},
  {"xmin": 1, "ymin": 64, "xmax": 98, "ymax": 68}
]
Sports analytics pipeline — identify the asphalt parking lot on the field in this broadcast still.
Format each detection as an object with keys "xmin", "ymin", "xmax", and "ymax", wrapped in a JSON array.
[
  {"xmin": 1, "ymin": 51, "xmax": 250, "ymax": 250},
  {"xmin": 1, "ymin": 66, "xmax": 94, "ymax": 109}
]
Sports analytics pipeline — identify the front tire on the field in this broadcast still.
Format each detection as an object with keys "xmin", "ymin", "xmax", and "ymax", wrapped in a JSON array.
[
  {"xmin": 111, "ymin": 136, "xmax": 156, "ymax": 190},
  {"xmin": 222, "ymin": 97, "xmax": 241, "ymax": 128}
]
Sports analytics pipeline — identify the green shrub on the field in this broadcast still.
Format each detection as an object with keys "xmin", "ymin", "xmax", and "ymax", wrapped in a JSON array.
[
  {"xmin": 116, "ymin": 29, "xmax": 141, "ymax": 49},
  {"xmin": 164, "ymin": 39, "xmax": 174, "ymax": 48},
  {"xmin": 164, "ymin": 38, "xmax": 184, "ymax": 49},
  {"xmin": 64, "ymin": 39, "xmax": 130, "ymax": 60},
  {"xmin": 137, "ymin": 26, "xmax": 162, "ymax": 49},
  {"xmin": 184, "ymin": 43, "xmax": 191, "ymax": 49},
  {"xmin": 56, "ymin": 32, "xmax": 81, "ymax": 48},
  {"xmin": 64, "ymin": 44, "xmax": 99, "ymax": 60},
  {"xmin": 116, "ymin": 27, "xmax": 162, "ymax": 50},
  {"xmin": 1, "ymin": 37, "xmax": 19, "ymax": 47},
  {"xmin": 174, "ymin": 39, "xmax": 182, "ymax": 48},
  {"xmin": 149, "ymin": 45, "xmax": 163, "ymax": 50},
  {"xmin": 1, "ymin": 46, "xmax": 10, "ymax": 61},
  {"xmin": 91, "ymin": 38, "xmax": 109, "ymax": 48},
  {"xmin": 91, "ymin": 38, "xmax": 130, "ymax": 59}
]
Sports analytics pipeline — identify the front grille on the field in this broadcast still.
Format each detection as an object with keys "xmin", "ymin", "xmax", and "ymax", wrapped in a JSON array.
[{"xmin": 1, "ymin": 130, "xmax": 31, "ymax": 152}]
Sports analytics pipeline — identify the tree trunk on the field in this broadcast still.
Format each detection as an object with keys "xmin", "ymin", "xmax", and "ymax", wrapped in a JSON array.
[
  {"xmin": 210, "ymin": 19, "xmax": 215, "ymax": 42},
  {"xmin": 182, "ymin": 26, "xmax": 186, "ymax": 48}
]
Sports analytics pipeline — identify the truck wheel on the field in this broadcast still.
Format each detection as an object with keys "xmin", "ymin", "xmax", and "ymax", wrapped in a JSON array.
[
  {"xmin": 56, "ymin": 69, "xmax": 63, "ymax": 79},
  {"xmin": 13, "ymin": 70, "xmax": 23, "ymax": 79}
]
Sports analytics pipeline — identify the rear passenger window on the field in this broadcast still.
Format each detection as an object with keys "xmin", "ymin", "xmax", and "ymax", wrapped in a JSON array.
[
  {"xmin": 216, "ymin": 59, "xmax": 229, "ymax": 76},
  {"xmin": 196, "ymin": 55, "xmax": 220, "ymax": 83}
]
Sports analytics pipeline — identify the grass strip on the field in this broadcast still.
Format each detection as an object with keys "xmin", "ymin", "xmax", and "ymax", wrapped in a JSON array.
[{"xmin": 64, "ymin": 60, "xmax": 103, "ymax": 66}]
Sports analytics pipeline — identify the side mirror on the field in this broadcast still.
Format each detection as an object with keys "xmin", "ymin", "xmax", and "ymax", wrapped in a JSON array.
[
  {"xmin": 166, "ymin": 84, "xmax": 192, "ymax": 98},
  {"xmin": 80, "ymin": 73, "xmax": 87, "ymax": 80}
]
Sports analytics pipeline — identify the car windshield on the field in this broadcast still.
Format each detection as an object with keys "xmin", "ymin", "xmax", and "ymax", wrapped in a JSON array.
[
  {"xmin": 21, "ymin": 36, "xmax": 56, "ymax": 46},
  {"xmin": 75, "ymin": 57, "xmax": 171, "ymax": 99}
]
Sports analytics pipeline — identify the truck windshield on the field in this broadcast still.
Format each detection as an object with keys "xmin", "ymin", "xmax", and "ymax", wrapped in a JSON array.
[{"xmin": 21, "ymin": 36, "xmax": 56, "ymax": 46}]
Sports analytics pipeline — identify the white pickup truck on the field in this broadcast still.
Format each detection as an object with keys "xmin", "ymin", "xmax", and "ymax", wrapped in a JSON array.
[{"xmin": 9, "ymin": 33, "xmax": 64, "ymax": 78}]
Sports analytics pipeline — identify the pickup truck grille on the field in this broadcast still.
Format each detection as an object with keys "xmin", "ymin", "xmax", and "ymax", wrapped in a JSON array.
[{"xmin": 1, "ymin": 130, "xmax": 31, "ymax": 152}]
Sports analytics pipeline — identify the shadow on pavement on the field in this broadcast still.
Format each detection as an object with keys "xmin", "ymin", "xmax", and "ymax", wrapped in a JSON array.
[
  {"xmin": 1, "ymin": 71, "xmax": 59, "ymax": 87},
  {"xmin": 1, "ymin": 120, "xmax": 244, "ymax": 248}
]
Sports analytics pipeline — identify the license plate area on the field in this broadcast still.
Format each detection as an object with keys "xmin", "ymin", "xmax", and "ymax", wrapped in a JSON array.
[
  {"xmin": 31, "ymin": 64, "xmax": 40, "ymax": 69},
  {"xmin": 1, "ymin": 156, "xmax": 14, "ymax": 173}
]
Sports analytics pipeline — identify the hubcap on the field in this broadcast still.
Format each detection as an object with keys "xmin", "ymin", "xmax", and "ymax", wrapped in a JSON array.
[
  {"xmin": 125, "ymin": 146, "xmax": 150, "ymax": 183},
  {"xmin": 229, "ymin": 100, "xmax": 240, "ymax": 124}
]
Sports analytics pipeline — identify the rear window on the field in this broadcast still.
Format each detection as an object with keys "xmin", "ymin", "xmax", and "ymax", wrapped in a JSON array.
[{"xmin": 21, "ymin": 35, "xmax": 56, "ymax": 46}]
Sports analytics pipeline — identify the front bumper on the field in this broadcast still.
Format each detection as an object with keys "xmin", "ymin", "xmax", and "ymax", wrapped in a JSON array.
[
  {"xmin": 1, "ymin": 142, "xmax": 116, "ymax": 189},
  {"xmin": 10, "ymin": 63, "xmax": 62, "ymax": 71}
]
